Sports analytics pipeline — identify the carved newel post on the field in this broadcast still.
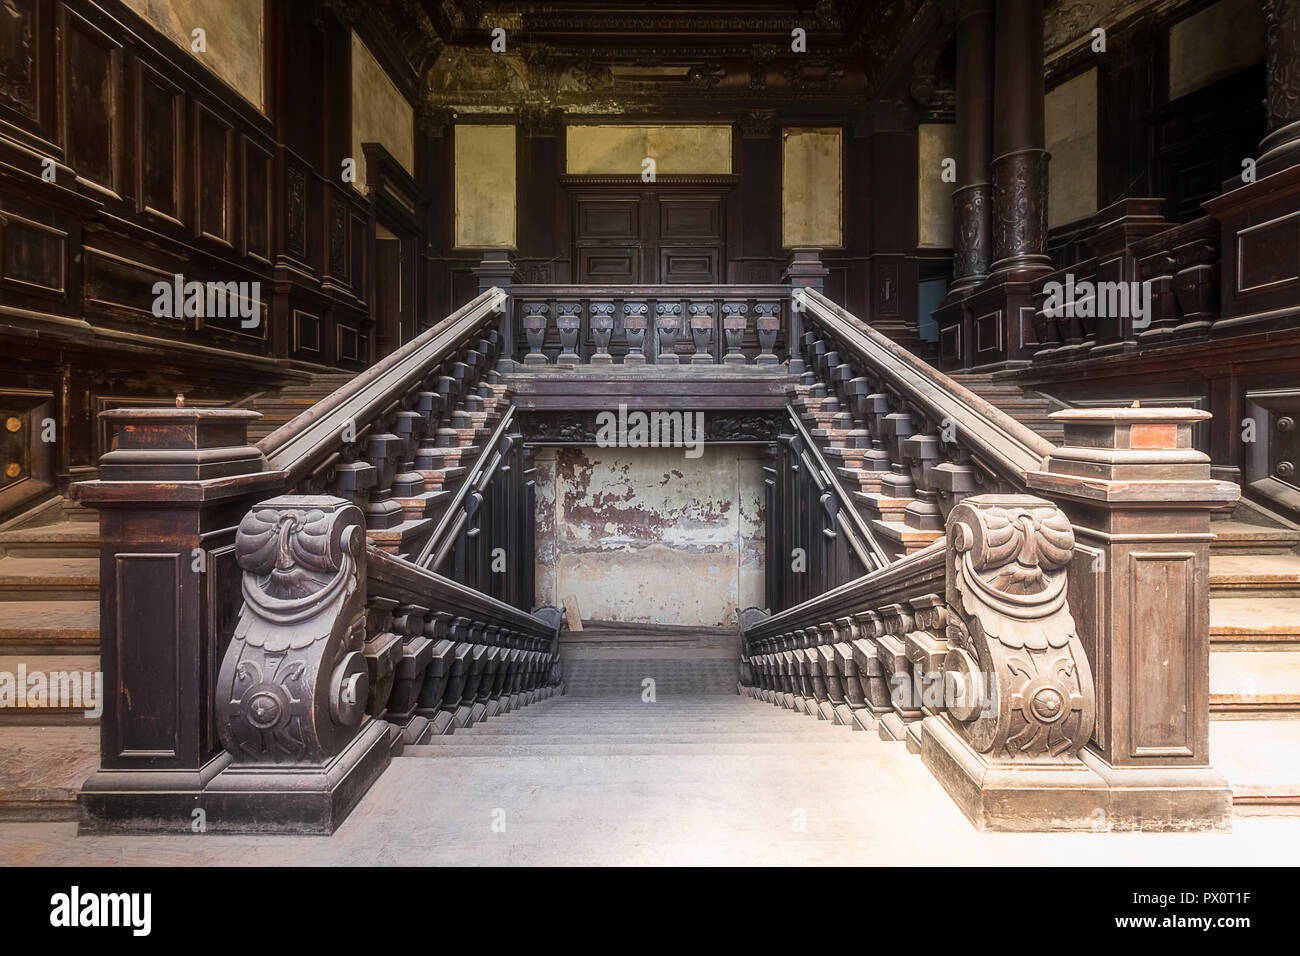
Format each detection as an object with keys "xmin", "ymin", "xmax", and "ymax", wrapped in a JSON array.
[
  {"xmin": 1026, "ymin": 406, "xmax": 1239, "ymax": 830},
  {"xmin": 521, "ymin": 302, "xmax": 549, "ymax": 365},
  {"xmin": 556, "ymin": 302, "xmax": 581, "ymax": 364},
  {"xmin": 622, "ymin": 302, "xmax": 648, "ymax": 365},
  {"xmin": 655, "ymin": 302, "xmax": 682, "ymax": 365},
  {"xmin": 688, "ymin": 302, "xmax": 715, "ymax": 364},
  {"xmin": 754, "ymin": 301, "xmax": 781, "ymax": 365},
  {"xmin": 588, "ymin": 302, "xmax": 615, "ymax": 364},
  {"xmin": 920, "ymin": 494, "xmax": 1099, "ymax": 831},
  {"xmin": 722, "ymin": 302, "xmax": 748, "ymax": 364}
]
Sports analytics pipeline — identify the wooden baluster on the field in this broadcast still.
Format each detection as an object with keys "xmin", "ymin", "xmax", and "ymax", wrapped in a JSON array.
[
  {"xmin": 721, "ymin": 302, "xmax": 748, "ymax": 364},
  {"xmin": 556, "ymin": 302, "xmax": 581, "ymax": 363},
  {"xmin": 589, "ymin": 302, "xmax": 615, "ymax": 364},
  {"xmin": 622, "ymin": 302, "xmax": 648, "ymax": 365},
  {"xmin": 754, "ymin": 301, "xmax": 781, "ymax": 365},
  {"xmin": 655, "ymin": 302, "xmax": 682, "ymax": 364},
  {"xmin": 521, "ymin": 302, "xmax": 549, "ymax": 365},
  {"xmin": 688, "ymin": 302, "xmax": 715, "ymax": 364},
  {"xmin": 386, "ymin": 603, "xmax": 434, "ymax": 746}
]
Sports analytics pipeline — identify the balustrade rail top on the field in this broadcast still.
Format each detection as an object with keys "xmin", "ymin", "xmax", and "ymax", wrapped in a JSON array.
[
  {"xmin": 367, "ymin": 545, "xmax": 556, "ymax": 640},
  {"xmin": 744, "ymin": 540, "xmax": 946, "ymax": 640},
  {"xmin": 796, "ymin": 287, "xmax": 1056, "ymax": 482},
  {"xmin": 259, "ymin": 288, "xmax": 504, "ymax": 484},
  {"xmin": 786, "ymin": 403, "xmax": 889, "ymax": 571},
  {"xmin": 508, "ymin": 283, "xmax": 792, "ymax": 296},
  {"xmin": 417, "ymin": 405, "xmax": 516, "ymax": 570}
]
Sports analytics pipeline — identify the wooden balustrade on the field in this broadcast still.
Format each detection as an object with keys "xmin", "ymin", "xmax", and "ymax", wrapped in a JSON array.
[
  {"xmin": 509, "ymin": 284, "xmax": 789, "ymax": 366},
  {"xmin": 767, "ymin": 285, "xmax": 1241, "ymax": 830},
  {"xmin": 76, "ymin": 287, "xmax": 562, "ymax": 834}
]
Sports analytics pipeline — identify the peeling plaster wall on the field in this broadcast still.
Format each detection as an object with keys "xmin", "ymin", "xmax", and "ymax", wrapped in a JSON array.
[{"xmin": 533, "ymin": 446, "xmax": 765, "ymax": 627}]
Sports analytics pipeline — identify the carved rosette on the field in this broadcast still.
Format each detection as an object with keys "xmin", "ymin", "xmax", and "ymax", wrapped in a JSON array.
[
  {"xmin": 218, "ymin": 496, "xmax": 369, "ymax": 766},
  {"xmin": 990, "ymin": 148, "xmax": 1049, "ymax": 272},
  {"xmin": 942, "ymin": 494, "xmax": 1094, "ymax": 762}
]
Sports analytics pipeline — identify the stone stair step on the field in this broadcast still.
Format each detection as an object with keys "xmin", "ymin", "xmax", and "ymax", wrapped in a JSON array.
[
  {"xmin": 1210, "ymin": 554, "xmax": 1300, "ymax": 596},
  {"xmin": 1209, "ymin": 520, "xmax": 1300, "ymax": 555},
  {"xmin": 1210, "ymin": 648, "xmax": 1300, "ymax": 714},
  {"xmin": 1209, "ymin": 720, "xmax": 1300, "ymax": 813},
  {"xmin": 0, "ymin": 521, "xmax": 100, "ymax": 558},
  {"xmin": 1211, "ymin": 598, "xmax": 1300, "ymax": 643},
  {"xmin": 0, "ymin": 654, "xmax": 102, "ymax": 722},
  {"xmin": 0, "ymin": 557, "xmax": 99, "ymax": 600},
  {"xmin": 0, "ymin": 600, "xmax": 99, "ymax": 652},
  {"xmin": 0, "ymin": 723, "xmax": 100, "ymax": 821}
]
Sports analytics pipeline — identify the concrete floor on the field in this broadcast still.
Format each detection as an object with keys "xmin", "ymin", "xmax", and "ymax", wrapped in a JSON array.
[{"xmin": 2, "ymin": 693, "xmax": 1299, "ymax": 866}]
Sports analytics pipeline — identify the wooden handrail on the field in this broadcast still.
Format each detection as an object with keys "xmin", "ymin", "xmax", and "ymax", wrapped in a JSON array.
[
  {"xmin": 367, "ymin": 545, "xmax": 556, "ymax": 640},
  {"xmin": 260, "ymin": 288, "xmax": 506, "ymax": 486},
  {"xmin": 415, "ymin": 404, "xmax": 517, "ymax": 571},
  {"xmin": 784, "ymin": 403, "xmax": 889, "ymax": 571},
  {"xmin": 744, "ymin": 539, "xmax": 946, "ymax": 641},
  {"xmin": 796, "ymin": 287, "xmax": 1054, "ymax": 484}
]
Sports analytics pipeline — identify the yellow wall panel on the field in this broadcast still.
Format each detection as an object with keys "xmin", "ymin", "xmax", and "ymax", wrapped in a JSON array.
[
  {"xmin": 455, "ymin": 125, "xmax": 517, "ymax": 249},
  {"xmin": 566, "ymin": 125, "xmax": 732, "ymax": 174},
  {"xmin": 782, "ymin": 128, "xmax": 842, "ymax": 248}
]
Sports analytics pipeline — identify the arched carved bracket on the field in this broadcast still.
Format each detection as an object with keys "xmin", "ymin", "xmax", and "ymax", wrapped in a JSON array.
[
  {"xmin": 942, "ymin": 494, "xmax": 1094, "ymax": 762},
  {"xmin": 217, "ymin": 496, "xmax": 369, "ymax": 766}
]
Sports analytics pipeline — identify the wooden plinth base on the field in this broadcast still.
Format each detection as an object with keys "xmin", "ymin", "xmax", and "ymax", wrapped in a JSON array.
[
  {"xmin": 920, "ymin": 716, "xmax": 1233, "ymax": 832},
  {"xmin": 78, "ymin": 721, "xmax": 391, "ymax": 835}
]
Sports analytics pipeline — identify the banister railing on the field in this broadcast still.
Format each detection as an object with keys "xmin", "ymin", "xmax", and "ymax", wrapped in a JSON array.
[
  {"xmin": 784, "ymin": 404, "xmax": 889, "ymax": 572},
  {"xmin": 745, "ymin": 279, "xmax": 1239, "ymax": 830},
  {"xmin": 262, "ymin": 288, "xmax": 506, "ymax": 487},
  {"xmin": 76, "ymin": 286, "xmax": 563, "ymax": 834},
  {"xmin": 509, "ymin": 283, "xmax": 790, "ymax": 367},
  {"xmin": 795, "ymin": 287, "xmax": 1053, "ymax": 485}
]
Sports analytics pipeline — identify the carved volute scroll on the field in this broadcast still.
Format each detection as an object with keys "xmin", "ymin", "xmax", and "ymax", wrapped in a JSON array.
[
  {"xmin": 218, "ymin": 496, "xmax": 369, "ymax": 766},
  {"xmin": 942, "ymin": 494, "xmax": 1094, "ymax": 762}
]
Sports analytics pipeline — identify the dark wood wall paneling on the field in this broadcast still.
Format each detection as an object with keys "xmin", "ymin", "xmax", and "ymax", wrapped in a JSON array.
[{"xmin": 0, "ymin": 0, "xmax": 381, "ymax": 516}]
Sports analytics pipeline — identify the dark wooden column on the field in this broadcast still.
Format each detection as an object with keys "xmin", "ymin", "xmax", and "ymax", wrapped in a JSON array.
[
  {"xmin": 934, "ymin": 0, "xmax": 996, "ymax": 369},
  {"xmin": 988, "ymin": 0, "xmax": 1050, "ymax": 278},
  {"xmin": 1259, "ymin": 0, "xmax": 1300, "ymax": 175},
  {"xmin": 949, "ymin": 0, "xmax": 995, "ymax": 294}
]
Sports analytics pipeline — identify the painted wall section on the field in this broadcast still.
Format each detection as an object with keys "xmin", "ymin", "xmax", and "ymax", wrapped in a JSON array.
[
  {"xmin": 565, "ymin": 125, "xmax": 732, "ymax": 174},
  {"xmin": 1046, "ymin": 68, "xmax": 1098, "ymax": 228},
  {"xmin": 782, "ymin": 128, "xmax": 843, "ymax": 248},
  {"xmin": 533, "ymin": 447, "xmax": 765, "ymax": 627},
  {"xmin": 350, "ymin": 31, "xmax": 415, "ymax": 190},
  {"xmin": 122, "ymin": 0, "xmax": 264, "ymax": 110},
  {"xmin": 455, "ymin": 125, "xmax": 517, "ymax": 248},
  {"xmin": 917, "ymin": 123, "xmax": 957, "ymax": 248},
  {"xmin": 1168, "ymin": 0, "xmax": 1265, "ymax": 100}
]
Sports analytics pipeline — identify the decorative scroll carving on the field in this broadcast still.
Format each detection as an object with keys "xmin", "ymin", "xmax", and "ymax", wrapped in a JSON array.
[
  {"xmin": 516, "ymin": 411, "xmax": 782, "ymax": 443},
  {"xmin": 943, "ymin": 495, "xmax": 1094, "ymax": 761},
  {"xmin": 218, "ymin": 497, "xmax": 369, "ymax": 765}
]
